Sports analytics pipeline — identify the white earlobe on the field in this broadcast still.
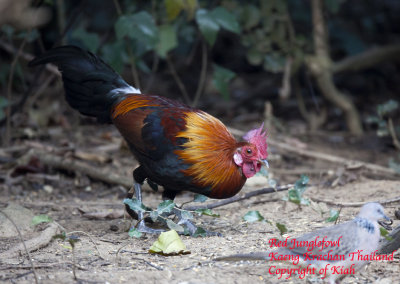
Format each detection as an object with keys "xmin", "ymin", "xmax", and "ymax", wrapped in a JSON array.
[{"xmin": 233, "ymin": 153, "xmax": 243, "ymax": 166}]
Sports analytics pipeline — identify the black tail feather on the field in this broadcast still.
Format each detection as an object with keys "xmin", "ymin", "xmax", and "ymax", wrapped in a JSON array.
[{"xmin": 29, "ymin": 45, "xmax": 139, "ymax": 122}]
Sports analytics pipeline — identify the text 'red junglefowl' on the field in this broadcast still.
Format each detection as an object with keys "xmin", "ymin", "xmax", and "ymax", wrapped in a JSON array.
[{"xmin": 29, "ymin": 46, "xmax": 268, "ymax": 235}]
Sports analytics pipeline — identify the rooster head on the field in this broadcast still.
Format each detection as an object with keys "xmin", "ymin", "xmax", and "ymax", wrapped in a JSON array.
[{"xmin": 233, "ymin": 124, "xmax": 268, "ymax": 178}]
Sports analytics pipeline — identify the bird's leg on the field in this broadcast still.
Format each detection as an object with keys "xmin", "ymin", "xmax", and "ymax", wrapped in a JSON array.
[
  {"xmin": 163, "ymin": 189, "xmax": 222, "ymax": 237},
  {"xmin": 129, "ymin": 167, "xmax": 164, "ymax": 234}
]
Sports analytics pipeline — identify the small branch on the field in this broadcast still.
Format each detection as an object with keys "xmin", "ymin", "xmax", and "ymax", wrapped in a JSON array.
[
  {"xmin": 23, "ymin": 150, "xmax": 133, "ymax": 188},
  {"xmin": 65, "ymin": 231, "xmax": 106, "ymax": 260},
  {"xmin": 144, "ymin": 52, "xmax": 160, "ymax": 93},
  {"xmin": 332, "ymin": 44, "xmax": 400, "ymax": 74},
  {"xmin": 272, "ymin": 138, "xmax": 399, "ymax": 177},
  {"xmin": 112, "ymin": 0, "xmax": 141, "ymax": 90},
  {"xmin": 0, "ymin": 222, "xmax": 59, "ymax": 261},
  {"xmin": 294, "ymin": 77, "xmax": 327, "ymax": 131},
  {"xmin": 311, "ymin": 0, "xmax": 329, "ymax": 58},
  {"xmin": 56, "ymin": 0, "xmax": 67, "ymax": 45},
  {"xmin": 310, "ymin": 196, "xmax": 400, "ymax": 208},
  {"xmin": 0, "ymin": 210, "xmax": 39, "ymax": 284},
  {"xmin": 127, "ymin": 48, "xmax": 141, "ymax": 90},
  {"xmin": 0, "ymin": 40, "xmax": 60, "ymax": 75},
  {"xmin": 278, "ymin": 57, "xmax": 292, "ymax": 101},
  {"xmin": 183, "ymin": 184, "xmax": 293, "ymax": 211},
  {"xmin": 192, "ymin": 40, "xmax": 208, "ymax": 107},
  {"xmin": 5, "ymin": 33, "xmax": 30, "ymax": 146},
  {"xmin": 166, "ymin": 55, "xmax": 191, "ymax": 105},
  {"xmin": 112, "ymin": 0, "xmax": 122, "ymax": 15},
  {"xmin": 131, "ymin": 257, "xmax": 164, "ymax": 271},
  {"xmin": 24, "ymin": 73, "xmax": 56, "ymax": 111}
]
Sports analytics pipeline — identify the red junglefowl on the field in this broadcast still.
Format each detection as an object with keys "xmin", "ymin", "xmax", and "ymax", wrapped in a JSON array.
[{"xmin": 29, "ymin": 46, "xmax": 268, "ymax": 235}]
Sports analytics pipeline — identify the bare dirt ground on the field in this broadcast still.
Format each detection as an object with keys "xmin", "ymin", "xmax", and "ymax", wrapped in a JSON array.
[{"xmin": 1, "ymin": 124, "xmax": 399, "ymax": 284}]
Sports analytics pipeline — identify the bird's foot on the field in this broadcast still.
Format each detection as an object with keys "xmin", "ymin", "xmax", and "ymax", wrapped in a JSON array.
[
  {"xmin": 134, "ymin": 221, "xmax": 165, "ymax": 234},
  {"xmin": 173, "ymin": 208, "xmax": 222, "ymax": 237}
]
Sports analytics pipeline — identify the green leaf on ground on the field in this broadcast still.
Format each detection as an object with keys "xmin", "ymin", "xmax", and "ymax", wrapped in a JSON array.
[
  {"xmin": 123, "ymin": 198, "xmax": 146, "ymax": 212},
  {"xmin": 284, "ymin": 175, "xmax": 310, "ymax": 205},
  {"xmin": 166, "ymin": 219, "xmax": 184, "ymax": 232},
  {"xmin": 128, "ymin": 227, "xmax": 142, "ymax": 238},
  {"xmin": 157, "ymin": 200, "xmax": 175, "ymax": 214},
  {"xmin": 243, "ymin": 210, "xmax": 264, "ymax": 222},
  {"xmin": 150, "ymin": 210, "xmax": 159, "ymax": 222},
  {"xmin": 180, "ymin": 210, "xmax": 194, "ymax": 220},
  {"xmin": 32, "ymin": 215, "xmax": 53, "ymax": 226},
  {"xmin": 192, "ymin": 227, "xmax": 207, "ymax": 237},
  {"xmin": 276, "ymin": 222, "xmax": 288, "ymax": 235},
  {"xmin": 193, "ymin": 194, "xmax": 208, "ymax": 203},
  {"xmin": 149, "ymin": 230, "xmax": 190, "ymax": 255},
  {"xmin": 195, "ymin": 208, "xmax": 220, "ymax": 217},
  {"xmin": 325, "ymin": 209, "xmax": 340, "ymax": 223}
]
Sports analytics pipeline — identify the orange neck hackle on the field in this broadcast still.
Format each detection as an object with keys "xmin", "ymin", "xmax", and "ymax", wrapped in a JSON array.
[{"xmin": 175, "ymin": 111, "xmax": 246, "ymax": 198}]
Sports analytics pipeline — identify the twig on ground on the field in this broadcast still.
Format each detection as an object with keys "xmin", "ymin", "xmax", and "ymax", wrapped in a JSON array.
[
  {"xmin": 21, "ymin": 201, "xmax": 123, "ymax": 209},
  {"xmin": 0, "ymin": 222, "xmax": 59, "ymax": 261},
  {"xmin": 22, "ymin": 150, "xmax": 132, "ymax": 188},
  {"xmin": 0, "ymin": 210, "xmax": 40, "ymax": 284},
  {"xmin": 115, "ymin": 242, "xmax": 131, "ymax": 262},
  {"xmin": 310, "ymin": 196, "xmax": 400, "ymax": 207},
  {"xmin": 131, "ymin": 257, "xmax": 164, "ymax": 271},
  {"xmin": 0, "ymin": 262, "xmax": 88, "ymax": 271},
  {"xmin": 65, "ymin": 231, "xmax": 106, "ymax": 260},
  {"xmin": 272, "ymin": 140, "xmax": 399, "ymax": 177},
  {"xmin": 183, "ymin": 184, "xmax": 293, "ymax": 211}
]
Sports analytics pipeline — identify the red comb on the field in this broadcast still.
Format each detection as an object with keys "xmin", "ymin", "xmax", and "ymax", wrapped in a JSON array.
[{"xmin": 243, "ymin": 123, "xmax": 268, "ymax": 159}]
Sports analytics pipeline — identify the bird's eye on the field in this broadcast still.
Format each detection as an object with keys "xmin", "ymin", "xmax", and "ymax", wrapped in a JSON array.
[{"xmin": 246, "ymin": 148, "xmax": 252, "ymax": 154}]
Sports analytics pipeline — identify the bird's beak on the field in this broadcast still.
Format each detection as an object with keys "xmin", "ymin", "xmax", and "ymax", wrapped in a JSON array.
[
  {"xmin": 378, "ymin": 214, "xmax": 393, "ymax": 231},
  {"xmin": 260, "ymin": 159, "xmax": 269, "ymax": 168}
]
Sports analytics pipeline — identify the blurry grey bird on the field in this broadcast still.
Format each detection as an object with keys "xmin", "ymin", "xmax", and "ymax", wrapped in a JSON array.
[{"xmin": 215, "ymin": 203, "xmax": 392, "ymax": 284}]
